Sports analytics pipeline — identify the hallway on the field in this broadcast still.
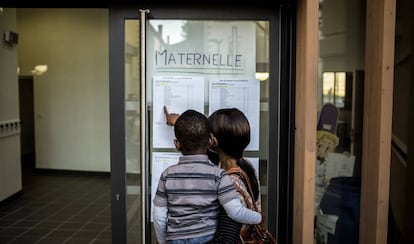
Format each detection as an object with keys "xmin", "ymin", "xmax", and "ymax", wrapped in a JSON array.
[{"xmin": 0, "ymin": 165, "xmax": 111, "ymax": 244}]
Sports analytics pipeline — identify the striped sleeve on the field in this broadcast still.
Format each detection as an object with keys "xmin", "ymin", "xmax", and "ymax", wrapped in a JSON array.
[
  {"xmin": 217, "ymin": 170, "xmax": 239, "ymax": 205},
  {"xmin": 153, "ymin": 173, "xmax": 168, "ymax": 207}
]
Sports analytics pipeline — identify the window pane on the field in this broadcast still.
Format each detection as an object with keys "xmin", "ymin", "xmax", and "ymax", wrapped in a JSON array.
[
  {"xmin": 316, "ymin": 1, "xmax": 365, "ymax": 243},
  {"xmin": 322, "ymin": 72, "xmax": 335, "ymax": 104},
  {"xmin": 334, "ymin": 72, "xmax": 346, "ymax": 108}
]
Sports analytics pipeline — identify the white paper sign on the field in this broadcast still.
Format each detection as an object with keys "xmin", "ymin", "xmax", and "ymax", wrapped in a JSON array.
[
  {"xmin": 209, "ymin": 79, "xmax": 260, "ymax": 150},
  {"xmin": 325, "ymin": 153, "xmax": 355, "ymax": 179},
  {"xmin": 316, "ymin": 210, "xmax": 339, "ymax": 244},
  {"xmin": 152, "ymin": 76, "xmax": 205, "ymax": 148},
  {"xmin": 151, "ymin": 152, "xmax": 181, "ymax": 222},
  {"xmin": 149, "ymin": 21, "xmax": 256, "ymax": 79}
]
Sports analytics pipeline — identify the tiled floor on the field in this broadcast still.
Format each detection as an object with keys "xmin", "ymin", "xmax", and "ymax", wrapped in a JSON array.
[{"xmin": 0, "ymin": 165, "xmax": 112, "ymax": 244}]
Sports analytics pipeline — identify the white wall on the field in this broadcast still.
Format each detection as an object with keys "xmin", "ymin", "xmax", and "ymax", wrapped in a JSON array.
[
  {"xmin": 17, "ymin": 9, "xmax": 110, "ymax": 172},
  {"xmin": 0, "ymin": 8, "xmax": 22, "ymax": 201}
]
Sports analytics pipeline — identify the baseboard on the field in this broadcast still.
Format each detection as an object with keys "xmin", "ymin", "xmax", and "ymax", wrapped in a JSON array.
[
  {"xmin": 0, "ymin": 190, "xmax": 23, "ymax": 207},
  {"xmin": 34, "ymin": 168, "xmax": 110, "ymax": 178}
]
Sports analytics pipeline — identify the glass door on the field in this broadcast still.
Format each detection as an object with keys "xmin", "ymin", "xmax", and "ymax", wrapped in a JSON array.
[{"xmin": 110, "ymin": 5, "xmax": 295, "ymax": 243}]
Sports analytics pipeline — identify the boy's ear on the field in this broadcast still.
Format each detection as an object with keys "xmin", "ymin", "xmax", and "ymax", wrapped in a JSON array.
[
  {"xmin": 174, "ymin": 139, "xmax": 181, "ymax": 151},
  {"xmin": 209, "ymin": 133, "xmax": 218, "ymax": 147}
]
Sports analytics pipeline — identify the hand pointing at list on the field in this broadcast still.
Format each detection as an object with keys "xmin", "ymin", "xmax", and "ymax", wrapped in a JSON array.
[{"xmin": 163, "ymin": 106, "xmax": 180, "ymax": 126}]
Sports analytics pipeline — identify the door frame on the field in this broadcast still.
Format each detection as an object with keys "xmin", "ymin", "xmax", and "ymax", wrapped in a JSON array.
[{"xmin": 108, "ymin": 3, "xmax": 296, "ymax": 243}]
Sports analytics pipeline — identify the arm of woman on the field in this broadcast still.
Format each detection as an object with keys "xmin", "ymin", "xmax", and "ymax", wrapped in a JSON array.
[
  {"xmin": 153, "ymin": 205, "xmax": 167, "ymax": 244},
  {"xmin": 222, "ymin": 198, "xmax": 262, "ymax": 224}
]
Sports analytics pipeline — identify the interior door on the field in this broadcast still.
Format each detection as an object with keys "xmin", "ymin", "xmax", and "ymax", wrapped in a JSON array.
[{"xmin": 109, "ymin": 4, "xmax": 295, "ymax": 244}]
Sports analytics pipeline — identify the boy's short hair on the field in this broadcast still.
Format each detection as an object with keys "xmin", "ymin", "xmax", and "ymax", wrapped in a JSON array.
[{"xmin": 174, "ymin": 109, "xmax": 210, "ymax": 154}]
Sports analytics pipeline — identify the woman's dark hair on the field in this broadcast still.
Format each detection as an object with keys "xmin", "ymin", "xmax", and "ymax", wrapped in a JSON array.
[
  {"xmin": 208, "ymin": 108, "xmax": 259, "ymax": 201},
  {"xmin": 239, "ymin": 158, "xmax": 260, "ymax": 201},
  {"xmin": 208, "ymin": 108, "xmax": 250, "ymax": 159}
]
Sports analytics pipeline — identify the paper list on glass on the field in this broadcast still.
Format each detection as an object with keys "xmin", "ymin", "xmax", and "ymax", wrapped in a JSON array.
[
  {"xmin": 150, "ymin": 152, "xmax": 181, "ymax": 222},
  {"xmin": 153, "ymin": 76, "xmax": 205, "ymax": 148},
  {"xmin": 209, "ymin": 79, "xmax": 260, "ymax": 150}
]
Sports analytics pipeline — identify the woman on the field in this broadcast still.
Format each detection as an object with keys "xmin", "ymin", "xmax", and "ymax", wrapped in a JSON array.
[{"xmin": 207, "ymin": 108, "xmax": 261, "ymax": 244}]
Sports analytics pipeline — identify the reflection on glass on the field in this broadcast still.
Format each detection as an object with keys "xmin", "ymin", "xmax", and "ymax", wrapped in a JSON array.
[
  {"xmin": 322, "ymin": 71, "xmax": 346, "ymax": 108},
  {"xmin": 124, "ymin": 18, "xmax": 270, "ymax": 243},
  {"xmin": 149, "ymin": 20, "xmax": 187, "ymax": 45},
  {"xmin": 125, "ymin": 19, "xmax": 142, "ymax": 243},
  {"xmin": 322, "ymin": 72, "xmax": 335, "ymax": 104},
  {"xmin": 147, "ymin": 19, "xmax": 270, "ymax": 241},
  {"xmin": 316, "ymin": 0, "xmax": 365, "ymax": 243}
]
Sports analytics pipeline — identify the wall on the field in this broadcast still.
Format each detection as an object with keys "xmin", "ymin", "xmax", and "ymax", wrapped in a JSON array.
[
  {"xmin": 0, "ymin": 8, "xmax": 22, "ymax": 201},
  {"xmin": 17, "ymin": 9, "xmax": 110, "ymax": 172}
]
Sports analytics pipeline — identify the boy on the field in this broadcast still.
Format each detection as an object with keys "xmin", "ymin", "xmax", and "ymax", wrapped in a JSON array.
[{"xmin": 153, "ymin": 109, "xmax": 262, "ymax": 244}]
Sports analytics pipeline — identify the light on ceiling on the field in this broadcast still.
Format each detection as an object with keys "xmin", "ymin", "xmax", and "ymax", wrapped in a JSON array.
[
  {"xmin": 32, "ymin": 65, "xmax": 48, "ymax": 75},
  {"xmin": 256, "ymin": 62, "xmax": 269, "ymax": 81},
  {"xmin": 255, "ymin": 72, "xmax": 269, "ymax": 81}
]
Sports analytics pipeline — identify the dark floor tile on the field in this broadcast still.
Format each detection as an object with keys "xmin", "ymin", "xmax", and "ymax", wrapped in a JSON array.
[
  {"xmin": 15, "ymin": 201, "xmax": 44, "ymax": 209},
  {"xmin": 0, "ymin": 236, "xmax": 16, "ymax": 243},
  {"xmin": 63, "ymin": 205, "xmax": 85, "ymax": 211},
  {"xmin": 88, "ymin": 202, "xmax": 109, "ymax": 208},
  {"xmin": 95, "ymin": 231, "xmax": 111, "ymax": 239},
  {"xmin": 64, "ymin": 238, "xmax": 92, "ymax": 244},
  {"xmin": 82, "ymin": 223, "xmax": 108, "ymax": 231},
  {"xmin": 46, "ymin": 203, "xmax": 65, "ymax": 209},
  {"xmin": 19, "ymin": 229, "xmax": 45, "ymax": 239},
  {"xmin": 1, "ymin": 204, "xmax": 24, "ymax": 212},
  {"xmin": 69, "ymin": 214, "xmax": 96, "ymax": 222},
  {"xmin": 36, "ymin": 236, "xmax": 68, "ymax": 244},
  {"xmin": 2, "ymin": 212, "xmax": 28, "ymax": 220},
  {"xmin": 91, "ymin": 239, "xmax": 111, "ymax": 244},
  {"xmin": 23, "ymin": 214, "xmax": 50, "ymax": 222},
  {"xmin": 0, "ymin": 212, "xmax": 8, "ymax": 218},
  {"xmin": 95, "ymin": 195, "xmax": 110, "ymax": 202},
  {"xmin": 58, "ymin": 221, "xmax": 85, "ymax": 230},
  {"xmin": 29, "ymin": 211, "xmax": 53, "ymax": 219},
  {"xmin": 72, "ymin": 230, "xmax": 99, "ymax": 239},
  {"xmin": 26, "ymin": 227, "xmax": 53, "ymax": 236},
  {"xmin": 84, "ymin": 206, "xmax": 104, "ymax": 212},
  {"xmin": 0, "ymin": 210, "xmax": 16, "ymax": 219},
  {"xmin": 8, "ymin": 235, "xmax": 43, "ymax": 243},
  {"xmin": 35, "ymin": 221, "xmax": 61, "ymax": 229},
  {"xmin": 12, "ymin": 220, "xmax": 39, "ymax": 228},
  {"xmin": 0, "ymin": 227, "xmax": 28, "ymax": 237},
  {"xmin": 77, "ymin": 210, "xmax": 99, "ymax": 217},
  {"xmin": 57, "ymin": 207, "xmax": 82, "ymax": 216},
  {"xmin": 47, "ymin": 214, "xmax": 72, "ymax": 222},
  {"xmin": 0, "ymin": 219, "xmax": 19, "ymax": 227},
  {"xmin": 16, "ymin": 206, "xmax": 40, "ymax": 214},
  {"xmin": 89, "ymin": 218, "xmax": 108, "ymax": 224},
  {"xmin": 47, "ymin": 229, "xmax": 75, "ymax": 239},
  {"xmin": 50, "ymin": 197, "xmax": 76, "ymax": 203},
  {"xmin": 127, "ymin": 232, "xmax": 140, "ymax": 241},
  {"xmin": 1, "ymin": 169, "xmax": 111, "ymax": 244}
]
